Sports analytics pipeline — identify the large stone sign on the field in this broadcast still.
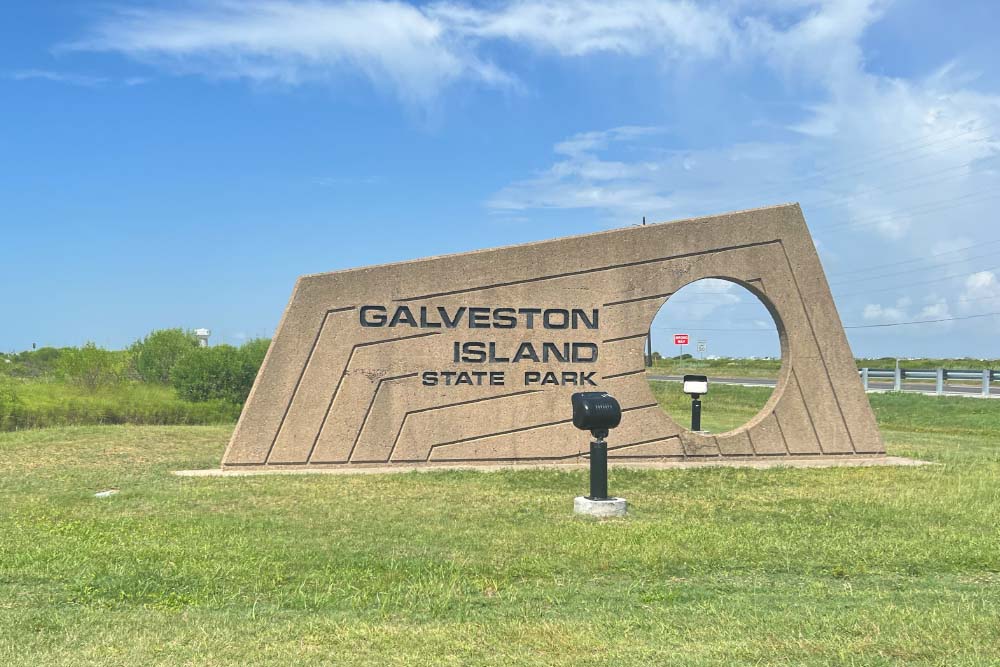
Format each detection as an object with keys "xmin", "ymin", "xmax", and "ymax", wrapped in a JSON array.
[{"xmin": 223, "ymin": 204, "xmax": 883, "ymax": 469}]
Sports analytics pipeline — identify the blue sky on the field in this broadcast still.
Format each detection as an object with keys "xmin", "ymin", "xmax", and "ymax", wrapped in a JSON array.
[{"xmin": 2, "ymin": 0, "xmax": 999, "ymax": 359}]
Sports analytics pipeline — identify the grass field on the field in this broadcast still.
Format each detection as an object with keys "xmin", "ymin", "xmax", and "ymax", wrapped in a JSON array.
[
  {"xmin": 1, "ymin": 393, "xmax": 999, "ymax": 665},
  {"xmin": 0, "ymin": 381, "xmax": 240, "ymax": 431},
  {"xmin": 648, "ymin": 381, "xmax": 776, "ymax": 433},
  {"xmin": 648, "ymin": 356, "xmax": 1000, "ymax": 380}
]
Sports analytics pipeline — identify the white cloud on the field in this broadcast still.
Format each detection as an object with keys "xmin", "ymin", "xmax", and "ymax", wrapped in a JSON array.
[
  {"xmin": 429, "ymin": 0, "xmax": 738, "ymax": 59},
  {"xmin": 861, "ymin": 296, "xmax": 953, "ymax": 334},
  {"xmin": 917, "ymin": 300, "xmax": 951, "ymax": 320},
  {"xmin": 959, "ymin": 271, "xmax": 1000, "ymax": 312},
  {"xmin": 9, "ymin": 69, "xmax": 109, "ymax": 86},
  {"xmin": 62, "ymin": 0, "xmax": 896, "ymax": 105},
  {"xmin": 863, "ymin": 302, "xmax": 907, "ymax": 322},
  {"xmin": 67, "ymin": 0, "xmax": 515, "ymax": 104}
]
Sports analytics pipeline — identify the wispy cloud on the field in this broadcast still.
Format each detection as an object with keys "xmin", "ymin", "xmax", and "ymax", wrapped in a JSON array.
[
  {"xmin": 9, "ymin": 69, "xmax": 109, "ymax": 87},
  {"xmin": 65, "ymin": 0, "xmax": 515, "ymax": 104},
  {"xmin": 64, "ymin": 0, "xmax": 888, "ymax": 104},
  {"xmin": 8, "ymin": 69, "xmax": 150, "ymax": 88}
]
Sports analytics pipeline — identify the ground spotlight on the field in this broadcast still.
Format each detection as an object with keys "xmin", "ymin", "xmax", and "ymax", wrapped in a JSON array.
[
  {"xmin": 571, "ymin": 392, "xmax": 626, "ymax": 517},
  {"xmin": 682, "ymin": 374, "xmax": 709, "ymax": 431}
]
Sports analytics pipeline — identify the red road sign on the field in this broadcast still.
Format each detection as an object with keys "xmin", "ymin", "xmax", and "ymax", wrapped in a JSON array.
[{"xmin": 674, "ymin": 334, "xmax": 690, "ymax": 345}]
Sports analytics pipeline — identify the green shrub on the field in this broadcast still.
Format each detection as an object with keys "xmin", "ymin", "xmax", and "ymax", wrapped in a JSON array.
[
  {"xmin": 132, "ymin": 328, "xmax": 200, "ymax": 384},
  {"xmin": 56, "ymin": 342, "xmax": 127, "ymax": 391},
  {"xmin": 240, "ymin": 338, "xmax": 271, "ymax": 380},
  {"xmin": 2, "ymin": 347, "xmax": 66, "ymax": 379},
  {"xmin": 170, "ymin": 339, "xmax": 270, "ymax": 404}
]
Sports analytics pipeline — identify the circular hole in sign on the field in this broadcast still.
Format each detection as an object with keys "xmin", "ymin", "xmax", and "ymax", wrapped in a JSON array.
[{"xmin": 644, "ymin": 278, "xmax": 784, "ymax": 435}]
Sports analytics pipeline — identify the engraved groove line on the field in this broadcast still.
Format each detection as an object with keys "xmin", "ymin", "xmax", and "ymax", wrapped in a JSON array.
[
  {"xmin": 303, "ymin": 331, "xmax": 442, "ymax": 464},
  {"xmin": 263, "ymin": 306, "xmax": 356, "ymax": 464},
  {"xmin": 385, "ymin": 390, "xmax": 542, "ymax": 463},
  {"xmin": 396, "ymin": 239, "xmax": 781, "ymax": 301},
  {"xmin": 426, "ymin": 403, "xmax": 660, "ymax": 456},
  {"xmin": 779, "ymin": 244, "xmax": 857, "ymax": 453},
  {"xmin": 344, "ymin": 373, "xmax": 419, "ymax": 464}
]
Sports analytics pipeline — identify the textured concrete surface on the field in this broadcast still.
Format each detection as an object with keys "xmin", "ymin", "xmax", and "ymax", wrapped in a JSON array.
[
  {"xmin": 223, "ymin": 203, "xmax": 884, "ymax": 470},
  {"xmin": 574, "ymin": 496, "xmax": 628, "ymax": 518}
]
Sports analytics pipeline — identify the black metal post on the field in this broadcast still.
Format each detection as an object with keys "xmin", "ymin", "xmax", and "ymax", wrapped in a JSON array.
[
  {"xmin": 691, "ymin": 395, "xmax": 702, "ymax": 432},
  {"xmin": 588, "ymin": 437, "xmax": 608, "ymax": 500}
]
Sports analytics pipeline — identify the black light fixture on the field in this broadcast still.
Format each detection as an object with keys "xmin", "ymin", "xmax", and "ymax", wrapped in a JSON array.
[
  {"xmin": 682, "ymin": 374, "xmax": 709, "ymax": 431},
  {"xmin": 571, "ymin": 392, "xmax": 622, "ymax": 501}
]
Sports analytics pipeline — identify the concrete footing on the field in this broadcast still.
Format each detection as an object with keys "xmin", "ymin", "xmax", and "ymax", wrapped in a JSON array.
[
  {"xmin": 175, "ymin": 456, "xmax": 929, "ymax": 477},
  {"xmin": 574, "ymin": 496, "xmax": 627, "ymax": 518}
]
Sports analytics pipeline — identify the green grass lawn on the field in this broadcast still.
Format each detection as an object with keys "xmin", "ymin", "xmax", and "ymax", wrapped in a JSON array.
[
  {"xmin": 1, "ymin": 394, "xmax": 999, "ymax": 665},
  {"xmin": 647, "ymin": 356, "xmax": 1000, "ymax": 381},
  {"xmin": 648, "ymin": 381, "xmax": 776, "ymax": 433}
]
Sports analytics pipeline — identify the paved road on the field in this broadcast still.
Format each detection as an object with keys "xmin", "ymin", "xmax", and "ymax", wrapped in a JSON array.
[{"xmin": 647, "ymin": 374, "xmax": 1000, "ymax": 397}]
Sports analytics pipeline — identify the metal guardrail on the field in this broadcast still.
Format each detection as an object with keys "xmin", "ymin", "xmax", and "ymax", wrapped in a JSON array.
[{"xmin": 859, "ymin": 367, "xmax": 997, "ymax": 396}]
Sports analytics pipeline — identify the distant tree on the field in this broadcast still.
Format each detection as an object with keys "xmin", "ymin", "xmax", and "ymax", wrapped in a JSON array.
[
  {"xmin": 170, "ymin": 338, "xmax": 270, "ymax": 404},
  {"xmin": 238, "ymin": 338, "xmax": 271, "ymax": 395},
  {"xmin": 56, "ymin": 342, "xmax": 124, "ymax": 390},
  {"xmin": 132, "ymin": 329, "xmax": 200, "ymax": 384},
  {"xmin": 4, "ymin": 347, "xmax": 65, "ymax": 379}
]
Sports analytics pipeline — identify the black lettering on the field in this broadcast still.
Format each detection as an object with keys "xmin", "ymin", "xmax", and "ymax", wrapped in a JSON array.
[
  {"xmin": 572, "ymin": 308, "xmax": 599, "ymax": 330},
  {"xmin": 542, "ymin": 342, "xmax": 569, "ymax": 362},
  {"xmin": 512, "ymin": 342, "xmax": 540, "ymax": 363},
  {"xmin": 389, "ymin": 306, "xmax": 417, "ymax": 327},
  {"xmin": 440, "ymin": 371, "xmax": 456, "ymax": 385},
  {"xmin": 580, "ymin": 371, "xmax": 597, "ymax": 386},
  {"xmin": 493, "ymin": 307, "xmax": 517, "ymax": 329},
  {"xmin": 519, "ymin": 308, "xmax": 542, "ymax": 329},
  {"xmin": 455, "ymin": 371, "xmax": 473, "ymax": 386},
  {"xmin": 524, "ymin": 371, "xmax": 541, "ymax": 385},
  {"xmin": 541, "ymin": 371, "xmax": 559, "ymax": 386},
  {"xmin": 571, "ymin": 343, "xmax": 598, "ymax": 363},
  {"xmin": 421, "ymin": 371, "xmax": 438, "ymax": 386},
  {"xmin": 468, "ymin": 307, "xmax": 490, "ymax": 328},
  {"xmin": 439, "ymin": 306, "xmax": 467, "ymax": 328},
  {"xmin": 543, "ymin": 309, "xmax": 570, "ymax": 329},
  {"xmin": 461, "ymin": 342, "xmax": 487, "ymax": 363},
  {"xmin": 360, "ymin": 305, "xmax": 387, "ymax": 327},
  {"xmin": 488, "ymin": 342, "xmax": 510, "ymax": 363},
  {"xmin": 419, "ymin": 306, "xmax": 441, "ymax": 328},
  {"xmin": 490, "ymin": 371, "xmax": 505, "ymax": 386}
]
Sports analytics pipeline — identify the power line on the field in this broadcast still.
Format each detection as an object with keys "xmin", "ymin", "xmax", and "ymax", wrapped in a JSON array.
[
  {"xmin": 829, "ymin": 248, "xmax": 1000, "ymax": 285},
  {"xmin": 813, "ymin": 190, "xmax": 1000, "ymax": 234},
  {"xmin": 802, "ymin": 155, "xmax": 1000, "ymax": 211},
  {"xmin": 799, "ymin": 122, "xmax": 995, "ymax": 183},
  {"xmin": 836, "ymin": 263, "xmax": 1000, "ymax": 298},
  {"xmin": 844, "ymin": 311, "xmax": 1000, "ymax": 329},
  {"xmin": 827, "ymin": 237, "xmax": 1000, "ymax": 278},
  {"xmin": 654, "ymin": 311, "xmax": 1000, "ymax": 331},
  {"xmin": 727, "ymin": 122, "xmax": 996, "ymax": 208}
]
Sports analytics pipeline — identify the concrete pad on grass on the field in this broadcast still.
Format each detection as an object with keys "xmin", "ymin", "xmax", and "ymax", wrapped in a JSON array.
[{"xmin": 175, "ymin": 455, "xmax": 930, "ymax": 477}]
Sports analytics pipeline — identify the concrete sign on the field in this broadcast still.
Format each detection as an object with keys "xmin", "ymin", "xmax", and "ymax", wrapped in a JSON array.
[{"xmin": 223, "ymin": 204, "xmax": 883, "ymax": 470}]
